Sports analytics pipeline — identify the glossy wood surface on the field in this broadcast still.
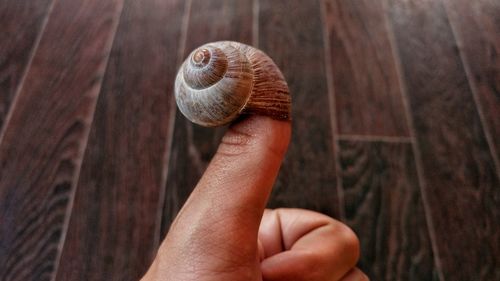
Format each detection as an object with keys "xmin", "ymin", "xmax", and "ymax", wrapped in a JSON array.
[
  {"xmin": 442, "ymin": 0, "xmax": 500, "ymax": 168},
  {"xmin": 387, "ymin": 0, "xmax": 500, "ymax": 279},
  {"xmin": 0, "ymin": 0, "xmax": 54, "ymax": 128},
  {"xmin": 323, "ymin": 0, "xmax": 409, "ymax": 137},
  {"xmin": 55, "ymin": 0, "xmax": 185, "ymax": 279},
  {"xmin": 339, "ymin": 141, "xmax": 437, "ymax": 281},
  {"xmin": 0, "ymin": 0, "xmax": 498, "ymax": 280},
  {"xmin": 259, "ymin": 0, "xmax": 341, "ymax": 218},
  {"xmin": 0, "ymin": 0, "xmax": 123, "ymax": 279}
]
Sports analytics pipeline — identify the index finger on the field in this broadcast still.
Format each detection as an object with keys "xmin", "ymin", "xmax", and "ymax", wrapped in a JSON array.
[{"xmin": 259, "ymin": 208, "xmax": 360, "ymax": 281}]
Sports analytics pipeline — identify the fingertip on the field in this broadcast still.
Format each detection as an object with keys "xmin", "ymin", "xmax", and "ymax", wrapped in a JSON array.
[
  {"xmin": 217, "ymin": 115, "xmax": 291, "ymax": 160},
  {"xmin": 317, "ymin": 221, "xmax": 360, "ymax": 271},
  {"xmin": 177, "ymin": 116, "xmax": 291, "ymax": 238}
]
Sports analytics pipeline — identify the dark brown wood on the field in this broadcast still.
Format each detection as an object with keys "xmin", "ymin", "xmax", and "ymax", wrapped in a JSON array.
[
  {"xmin": 161, "ymin": 0, "xmax": 254, "ymax": 237},
  {"xmin": 259, "ymin": 0, "xmax": 341, "ymax": 218},
  {"xmin": 1, "ymin": 1, "xmax": 498, "ymax": 279},
  {"xmin": 323, "ymin": 0, "xmax": 409, "ymax": 137},
  {"xmin": 54, "ymin": 0, "xmax": 185, "ymax": 280},
  {"xmin": 387, "ymin": 0, "xmax": 500, "ymax": 279},
  {"xmin": 0, "ymin": 0, "xmax": 54, "ymax": 129},
  {"xmin": 339, "ymin": 140, "xmax": 438, "ymax": 281},
  {"xmin": 442, "ymin": 0, "xmax": 500, "ymax": 169},
  {"xmin": 0, "ymin": 0, "xmax": 123, "ymax": 280}
]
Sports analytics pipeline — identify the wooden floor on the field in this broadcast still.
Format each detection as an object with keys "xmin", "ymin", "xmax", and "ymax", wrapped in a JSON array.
[{"xmin": 0, "ymin": 0, "xmax": 499, "ymax": 280}]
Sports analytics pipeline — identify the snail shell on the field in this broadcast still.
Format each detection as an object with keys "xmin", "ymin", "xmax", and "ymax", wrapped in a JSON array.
[{"xmin": 175, "ymin": 41, "xmax": 291, "ymax": 127}]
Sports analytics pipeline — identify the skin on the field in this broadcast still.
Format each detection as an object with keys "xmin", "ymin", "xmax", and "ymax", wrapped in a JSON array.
[{"xmin": 142, "ymin": 116, "xmax": 369, "ymax": 281}]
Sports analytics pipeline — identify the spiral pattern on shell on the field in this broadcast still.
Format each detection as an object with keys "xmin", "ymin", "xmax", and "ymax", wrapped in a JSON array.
[{"xmin": 175, "ymin": 41, "xmax": 291, "ymax": 127}]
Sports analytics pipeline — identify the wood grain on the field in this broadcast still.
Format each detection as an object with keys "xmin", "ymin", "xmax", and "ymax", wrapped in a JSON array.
[
  {"xmin": 323, "ymin": 0, "xmax": 409, "ymax": 137},
  {"xmin": 387, "ymin": 0, "xmax": 500, "ymax": 279},
  {"xmin": 0, "ymin": 0, "xmax": 54, "ymax": 129},
  {"xmin": 1, "ymin": 1, "xmax": 497, "ymax": 279},
  {"xmin": 54, "ymin": 0, "xmax": 185, "ymax": 280},
  {"xmin": 442, "ymin": 0, "xmax": 500, "ymax": 170},
  {"xmin": 259, "ymin": 0, "xmax": 341, "ymax": 218},
  {"xmin": 161, "ymin": 0, "xmax": 254, "ymax": 237},
  {"xmin": 0, "ymin": 0, "xmax": 123, "ymax": 280},
  {"xmin": 339, "ymin": 141, "xmax": 438, "ymax": 281}
]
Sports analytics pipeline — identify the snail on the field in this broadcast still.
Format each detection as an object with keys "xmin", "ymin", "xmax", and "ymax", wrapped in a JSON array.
[{"xmin": 174, "ymin": 41, "xmax": 291, "ymax": 127}]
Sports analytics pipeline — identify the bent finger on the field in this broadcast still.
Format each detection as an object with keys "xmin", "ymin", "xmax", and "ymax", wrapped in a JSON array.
[
  {"xmin": 338, "ymin": 268, "xmax": 369, "ymax": 281},
  {"xmin": 259, "ymin": 208, "xmax": 360, "ymax": 281}
]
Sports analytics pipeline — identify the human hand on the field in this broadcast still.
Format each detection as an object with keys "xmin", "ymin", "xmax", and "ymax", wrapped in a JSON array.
[{"xmin": 142, "ymin": 116, "xmax": 367, "ymax": 281}]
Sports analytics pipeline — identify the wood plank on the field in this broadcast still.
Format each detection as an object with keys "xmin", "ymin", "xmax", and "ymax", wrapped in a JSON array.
[
  {"xmin": 386, "ymin": 0, "xmax": 500, "ymax": 279},
  {"xmin": 323, "ymin": 0, "xmax": 409, "ymax": 137},
  {"xmin": 0, "ymin": 0, "xmax": 54, "ymax": 128},
  {"xmin": 442, "ymin": 0, "xmax": 500, "ymax": 171},
  {"xmin": 339, "ymin": 141, "xmax": 438, "ymax": 281},
  {"xmin": 259, "ymin": 0, "xmax": 340, "ymax": 218},
  {"xmin": 0, "ymin": 0, "xmax": 124, "ymax": 280},
  {"xmin": 161, "ymin": 0, "xmax": 254, "ymax": 237},
  {"xmin": 54, "ymin": 0, "xmax": 185, "ymax": 280}
]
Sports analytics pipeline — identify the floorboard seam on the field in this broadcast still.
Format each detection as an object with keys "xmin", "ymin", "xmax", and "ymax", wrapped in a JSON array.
[
  {"xmin": 50, "ymin": 1, "xmax": 127, "ymax": 280},
  {"xmin": 442, "ymin": 1, "xmax": 500, "ymax": 178},
  {"xmin": 381, "ymin": 0, "xmax": 446, "ymax": 279},
  {"xmin": 319, "ymin": 0, "xmax": 345, "ymax": 220},
  {"xmin": 0, "ymin": 0, "xmax": 56, "ymax": 145},
  {"xmin": 154, "ymin": 0, "xmax": 193, "ymax": 247},
  {"xmin": 337, "ymin": 134, "xmax": 412, "ymax": 143}
]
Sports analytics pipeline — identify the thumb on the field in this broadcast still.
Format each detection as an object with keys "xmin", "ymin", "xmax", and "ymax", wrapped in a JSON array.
[
  {"xmin": 169, "ymin": 115, "xmax": 291, "ymax": 244},
  {"xmin": 142, "ymin": 116, "xmax": 291, "ymax": 280}
]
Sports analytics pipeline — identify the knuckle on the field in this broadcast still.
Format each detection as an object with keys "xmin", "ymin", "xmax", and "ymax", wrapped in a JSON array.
[
  {"xmin": 347, "ymin": 268, "xmax": 370, "ymax": 281},
  {"xmin": 332, "ymin": 222, "xmax": 360, "ymax": 264},
  {"xmin": 343, "ymin": 225, "xmax": 360, "ymax": 253},
  {"xmin": 358, "ymin": 271, "xmax": 370, "ymax": 281},
  {"xmin": 345, "ymin": 231, "xmax": 361, "ymax": 263}
]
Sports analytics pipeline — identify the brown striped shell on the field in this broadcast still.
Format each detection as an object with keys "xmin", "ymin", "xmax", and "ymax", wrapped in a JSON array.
[{"xmin": 174, "ymin": 41, "xmax": 291, "ymax": 127}]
